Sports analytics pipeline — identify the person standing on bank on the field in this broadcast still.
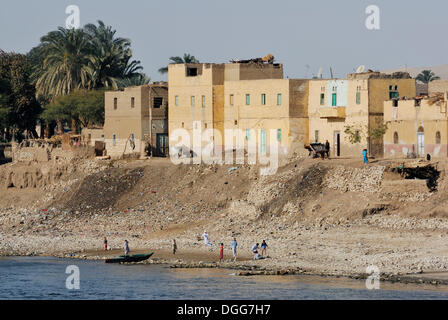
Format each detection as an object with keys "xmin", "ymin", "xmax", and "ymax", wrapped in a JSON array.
[
  {"xmin": 124, "ymin": 240, "xmax": 130, "ymax": 256},
  {"xmin": 231, "ymin": 238, "xmax": 238, "ymax": 261},
  {"xmin": 173, "ymin": 239, "xmax": 177, "ymax": 255},
  {"xmin": 104, "ymin": 237, "xmax": 108, "ymax": 251},
  {"xmin": 219, "ymin": 243, "xmax": 224, "ymax": 263},
  {"xmin": 362, "ymin": 149, "xmax": 368, "ymax": 164},
  {"xmin": 261, "ymin": 240, "xmax": 268, "ymax": 256},
  {"xmin": 325, "ymin": 140, "xmax": 330, "ymax": 159}
]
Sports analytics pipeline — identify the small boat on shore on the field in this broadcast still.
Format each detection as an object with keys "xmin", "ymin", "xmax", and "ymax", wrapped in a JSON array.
[{"xmin": 105, "ymin": 253, "xmax": 154, "ymax": 264}]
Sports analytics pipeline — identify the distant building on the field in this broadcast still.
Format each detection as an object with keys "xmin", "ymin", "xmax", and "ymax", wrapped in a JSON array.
[
  {"xmin": 168, "ymin": 62, "xmax": 296, "ymax": 156},
  {"xmin": 224, "ymin": 78, "xmax": 309, "ymax": 157},
  {"xmin": 104, "ymin": 83, "xmax": 168, "ymax": 159},
  {"xmin": 384, "ymin": 93, "xmax": 448, "ymax": 157},
  {"xmin": 308, "ymin": 71, "xmax": 416, "ymax": 158}
]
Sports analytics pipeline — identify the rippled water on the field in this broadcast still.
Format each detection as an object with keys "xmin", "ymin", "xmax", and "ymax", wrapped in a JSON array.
[{"xmin": 1, "ymin": 257, "xmax": 448, "ymax": 300}]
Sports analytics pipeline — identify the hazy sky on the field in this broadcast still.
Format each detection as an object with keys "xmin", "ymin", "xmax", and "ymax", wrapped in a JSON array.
[{"xmin": 1, "ymin": 0, "xmax": 448, "ymax": 80}]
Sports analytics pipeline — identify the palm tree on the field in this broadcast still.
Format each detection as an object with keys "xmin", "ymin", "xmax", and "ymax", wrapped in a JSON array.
[
  {"xmin": 35, "ymin": 27, "xmax": 91, "ymax": 100},
  {"xmin": 416, "ymin": 70, "xmax": 440, "ymax": 84},
  {"xmin": 82, "ymin": 21, "xmax": 143, "ymax": 90},
  {"xmin": 158, "ymin": 53, "xmax": 199, "ymax": 74},
  {"xmin": 32, "ymin": 21, "xmax": 146, "ymax": 100},
  {"xmin": 117, "ymin": 73, "xmax": 151, "ymax": 89}
]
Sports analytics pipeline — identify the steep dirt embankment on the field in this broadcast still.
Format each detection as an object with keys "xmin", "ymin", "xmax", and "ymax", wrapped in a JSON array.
[{"xmin": 2, "ymin": 157, "xmax": 448, "ymax": 278}]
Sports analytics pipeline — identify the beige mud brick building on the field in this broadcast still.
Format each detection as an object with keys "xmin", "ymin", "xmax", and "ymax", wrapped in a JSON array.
[
  {"xmin": 168, "ymin": 63, "xmax": 284, "ymax": 154},
  {"xmin": 224, "ymin": 79, "xmax": 309, "ymax": 157},
  {"xmin": 104, "ymin": 83, "xmax": 168, "ymax": 159},
  {"xmin": 384, "ymin": 94, "xmax": 448, "ymax": 158},
  {"xmin": 308, "ymin": 72, "xmax": 416, "ymax": 158}
]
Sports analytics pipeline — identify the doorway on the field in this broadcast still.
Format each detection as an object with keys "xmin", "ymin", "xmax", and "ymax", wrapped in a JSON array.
[
  {"xmin": 260, "ymin": 129, "xmax": 267, "ymax": 156},
  {"xmin": 333, "ymin": 131, "xmax": 341, "ymax": 157},
  {"xmin": 417, "ymin": 127, "xmax": 425, "ymax": 156},
  {"xmin": 156, "ymin": 134, "xmax": 169, "ymax": 157}
]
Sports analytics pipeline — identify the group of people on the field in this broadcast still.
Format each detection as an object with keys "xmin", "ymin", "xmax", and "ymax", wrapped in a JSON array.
[
  {"xmin": 103, "ymin": 233, "xmax": 269, "ymax": 262},
  {"xmin": 103, "ymin": 237, "xmax": 131, "ymax": 256},
  {"xmin": 202, "ymin": 231, "xmax": 268, "ymax": 262},
  {"xmin": 318, "ymin": 140, "xmax": 369, "ymax": 165}
]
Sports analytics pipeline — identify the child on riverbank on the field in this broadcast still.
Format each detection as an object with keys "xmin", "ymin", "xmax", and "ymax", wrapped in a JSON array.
[
  {"xmin": 219, "ymin": 243, "xmax": 224, "ymax": 263},
  {"xmin": 261, "ymin": 240, "xmax": 268, "ymax": 256},
  {"xmin": 173, "ymin": 239, "xmax": 177, "ymax": 255}
]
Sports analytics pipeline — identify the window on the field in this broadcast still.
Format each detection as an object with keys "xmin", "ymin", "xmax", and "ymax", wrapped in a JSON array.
[
  {"xmin": 246, "ymin": 129, "xmax": 250, "ymax": 141},
  {"xmin": 182, "ymin": 122, "xmax": 185, "ymax": 128},
  {"xmin": 389, "ymin": 84, "xmax": 399, "ymax": 100},
  {"xmin": 131, "ymin": 97, "xmax": 135, "ymax": 108},
  {"xmin": 191, "ymin": 96, "xmax": 195, "ymax": 107},
  {"xmin": 436, "ymin": 131, "xmax": 441, "ymax": 144},
  {"xmin": 186, "ymin": 67, "xmax": 198, "ymax": 77},
  {"xmin": 153, "ymin": 97, "xmax": 163, "ymax": 108},
  {"xmin": 202, "ymin": 95, "xmax": 206, "ymax": 108},
  {"xmin": 261, "ymin": 94, "xmax": 266, "ymax": 105},
  {"xmin": 246, "ymin": 94, "xmax": 250, "ymax": 105},
  {"xmin": 112, "ymin": 134, "xmax": 116, "ymax": 146},
  {"xmin": 320, "ymin": 93, "xmax": 325, "ymax": 105},
  {"xmin": 394, "ymin": 132, "xmax": 399, "ymax": 144},
  {"xmin": 277, "ymin": 129, "xmax": 282, "ymax": 142},
  {"xmin": 230, "ymin": 94, "xmax": 234, "ymax": 106},
  {"xmin": 332, "ymin": 93, "xmax": 337, "ymax": 106},
  {"xmin": 204, "ymin": 123, "xmax": 208, "ymax": 129},
  {"xmin": 356, "ymin": 91, "xmax": 361, "ymax": 104},
  {"xmin": 175, "ymin": 96, "xmax": 179, "ymax": 106},
  {"xmin": 277, "ymin": 94, "xmax": 282, "ymax": 106},
  {"xmin": 315, "ymin": 130, "xmax": 319, "ymax": 143},
  {"xmin": 114, "ymin": 98, "xmax": 118, "ymax": 110}
]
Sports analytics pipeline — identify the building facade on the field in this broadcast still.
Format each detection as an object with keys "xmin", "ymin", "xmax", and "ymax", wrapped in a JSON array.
[
  {"xmin": 384, "ymin": 94, "xmax": 448, "ymax": 158},
  {"xmin": 104, "ymin": 83, "xmax": 168, "ymax": 159},
  {"xmin": 223, "ymin": 79, "xmax": 309, "ymax": 157},
  {"xmin": 308, "ymin": 72, "xmax": 416, "ymax": 158},
  {"xmin": 168, "ymin": 63, "xmax": 285, "ymax": 156}
]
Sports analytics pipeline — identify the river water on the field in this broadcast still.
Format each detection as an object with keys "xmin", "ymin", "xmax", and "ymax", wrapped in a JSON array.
[{"xmin": 1, "ymin": 257, "xmax": 448, "ymax": 300}]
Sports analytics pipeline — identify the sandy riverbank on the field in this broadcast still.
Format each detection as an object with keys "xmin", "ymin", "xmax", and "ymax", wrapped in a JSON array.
[{"xmin": 2, "ymin": 157, "xmax": 448, "ymax": 287}]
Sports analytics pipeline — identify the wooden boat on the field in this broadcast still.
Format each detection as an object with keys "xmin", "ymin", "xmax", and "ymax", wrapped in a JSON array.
[{"xmin": 105, "ymin": 252, "xmax": 154, "ymax": 264}]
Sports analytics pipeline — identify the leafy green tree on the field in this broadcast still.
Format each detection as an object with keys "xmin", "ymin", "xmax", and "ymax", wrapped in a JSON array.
[
  {"xmin": 158, "ymin": 53, "xmax": 199, "ymax": 74},
  {"xmin": 0, "ymin": 51, "xmax": 41, "ymax": 140},
  {"xmin": 416, "ymin": 70, "xmax": 440, "ymax": 84},
  {"xmin": 41, "ymin": 89, "xmax": 104, "ymax": 133}
]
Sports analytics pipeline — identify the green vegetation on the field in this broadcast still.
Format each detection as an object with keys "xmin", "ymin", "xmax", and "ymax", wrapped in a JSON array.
[
  {"xmin": 41, "ymin": 89, "xmax": 105, "ymax": 132},
  {"xmin": 416, "ymin": 70, "xmax": 440, "ymax": 84},
  {"xmin": 0, "ymin": 21, "xmax": 148, "ymax": 141},
  {"xmin": 158, "ymin": 53, "xmax": 199, "ymax": 74},
  {"xmin": 0, "ymin": 51, "xmax": 41, "ymax": 140}
]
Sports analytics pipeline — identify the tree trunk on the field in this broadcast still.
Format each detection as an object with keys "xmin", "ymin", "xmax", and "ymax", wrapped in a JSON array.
[{"xmin": 57, "ymin": 119, "xmax": 63, "ymax": 135}]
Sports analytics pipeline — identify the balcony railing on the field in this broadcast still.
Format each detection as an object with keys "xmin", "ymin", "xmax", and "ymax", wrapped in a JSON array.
[{"xmin": 319, "ymin": 107, "xmax": 346, "ymax": 119}]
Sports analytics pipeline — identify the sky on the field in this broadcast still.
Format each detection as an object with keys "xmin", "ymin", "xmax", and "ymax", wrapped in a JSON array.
[{"xmin": 1, "ymin": 0, "xmax": 448, "ymax": 81}]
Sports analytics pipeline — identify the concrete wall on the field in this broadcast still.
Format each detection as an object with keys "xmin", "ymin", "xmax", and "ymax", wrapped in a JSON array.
[
  {"xmin": 384, "ymin": 99, "xmax": 448, "ymax": 157},
  {"xmin": 429, "ymin": 80, "xmax": 448, "ymax": 95},
  {"xmin": 223, "ymin": 78, "xmax": 308, "ymax": 156},
  {"xmin": 104, "ymin": 84, "xmax": 168, "ymax": 158},
  {"xmin": 308, "ymin": 77, "xmax": 415, "ymax": 158}
]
